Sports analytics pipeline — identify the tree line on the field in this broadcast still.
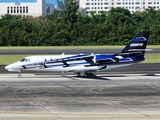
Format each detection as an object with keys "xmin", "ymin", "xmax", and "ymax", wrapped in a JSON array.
[{"xmin": 0, "ymin": 0, "xmax": 160, "ymax": 46}]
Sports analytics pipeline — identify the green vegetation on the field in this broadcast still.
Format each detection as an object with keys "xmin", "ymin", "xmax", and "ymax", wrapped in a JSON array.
[
  {"xmin": 0, "ymin": 53, "xmax": 159, "ymax": 65},
  {"xmin": 0, "ymin": 46, "xmax": 124, "ymax": 50},
  {"xmin": 0, "ymin": 0, "xmax": 160, "ymax": 46},
  {"xmin": 142, "ymin": 53, "xmax": 160, "ymax": 63},
  {"xmin": 0, "ymin": 55, "xmax": 27, "ymax": 65},
  {"xmin": 0, "ymin": 45, "xmax": 159, "ymax": 50}
]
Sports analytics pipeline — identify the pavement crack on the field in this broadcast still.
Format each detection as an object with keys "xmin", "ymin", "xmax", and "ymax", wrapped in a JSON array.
[
  {"xmin": 35, "ymin": 102, "xmax": 64, "ymax": 120},
  {"xmin": 61, "ymin": 75, "xmax": 79, "ymax": 80},
  {"xmin": 147, "ymin": 82, "xmax": 160, "ymax": 91},
  {"xmin": 35, "ymin": 102, "xmax": 52, "ymax": 113},
  {"xmin": 109, "ymin": 101, "xmax": 158, "ymax": 119}
]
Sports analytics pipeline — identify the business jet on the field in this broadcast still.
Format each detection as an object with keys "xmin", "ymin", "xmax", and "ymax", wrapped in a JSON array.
[{"xmin": 5, "ymin": 31, "xmax": 149, "ymax": 78}]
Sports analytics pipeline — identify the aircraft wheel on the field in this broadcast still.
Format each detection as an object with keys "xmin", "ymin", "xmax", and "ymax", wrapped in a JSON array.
[
  {"xmin": 80, "ymin": 72, "xmax": 85, "ymax": 77},
  {"xmin": 76, "ymin": 72, "xmax": 80, "ymax": 76},
  {"xmin": 77, "ymin": 72, "xmax": 88, "ymax": 78},
  {"xmin": 18, "ymin": 74, "xmax": 22, "ymax": 78},
  {"xmin": 83, "ymin": 73, "xmax": 88, "ymax": 78}
]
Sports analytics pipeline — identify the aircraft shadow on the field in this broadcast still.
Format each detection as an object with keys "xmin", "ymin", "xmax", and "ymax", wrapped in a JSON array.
[
  {"xmin": 141, "ymin": 73, "xmax": 160, "ymax": 76},
  {"xmin": 19, "ymin": 73, "xmax": 127, "ymax": 80},
  {"xmin": 73, "ymin": 74, "xmax": 111, "ymax": 81}
]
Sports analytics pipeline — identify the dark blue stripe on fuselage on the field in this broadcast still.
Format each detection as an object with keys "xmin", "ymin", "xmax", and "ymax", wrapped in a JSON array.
[{"xmin": 95, "ymin": 54, "xmax": 115, "ymax": 60}]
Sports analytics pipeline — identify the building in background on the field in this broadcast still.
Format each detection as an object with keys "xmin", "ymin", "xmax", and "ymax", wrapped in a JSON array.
[
  {"xmin": 79, "ymin": 0, "xmax": 160, "ymax": 16},
  {"xmin": 0, "ymin": 0, "xmax": 55, "ymax": 17}
]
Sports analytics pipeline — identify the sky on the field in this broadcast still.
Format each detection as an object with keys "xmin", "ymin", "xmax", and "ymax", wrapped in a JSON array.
[{"xmin": 0, "ymin": 0, "xmax": 57, "ymax": 6}]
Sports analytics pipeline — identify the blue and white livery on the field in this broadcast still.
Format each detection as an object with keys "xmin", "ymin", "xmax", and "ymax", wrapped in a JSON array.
[{"xmin": 5, "ymin": 31, "xmax": 150, "ymax": 77}]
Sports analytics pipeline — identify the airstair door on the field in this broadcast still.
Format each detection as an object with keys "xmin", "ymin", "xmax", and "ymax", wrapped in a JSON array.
[{"xmin": 37, "ymin": 57, "xmax": 44, "ymax": 69}]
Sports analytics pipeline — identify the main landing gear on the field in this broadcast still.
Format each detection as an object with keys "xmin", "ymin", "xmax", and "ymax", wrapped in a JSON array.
[{"xmin": 76, "ymin": 72, "xmax": 89, "ymax": 78}]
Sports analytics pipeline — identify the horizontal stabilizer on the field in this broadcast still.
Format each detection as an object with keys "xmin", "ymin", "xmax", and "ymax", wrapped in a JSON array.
[
  {"xmin": 128, "ymin": 49, "xmax": 153, "ymax": 52},
  {"xmin": 120, "ymin": 51, "xmax": 143, "ymax": 55}
]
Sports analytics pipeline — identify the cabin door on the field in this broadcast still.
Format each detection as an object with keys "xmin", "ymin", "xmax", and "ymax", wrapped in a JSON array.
[{"xmin": 37, "ymin": 57, "xmax": 45, "ymax": 69}]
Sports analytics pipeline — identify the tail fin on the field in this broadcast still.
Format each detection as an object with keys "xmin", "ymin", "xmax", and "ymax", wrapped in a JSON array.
[{"xmin": 121, "ymin": 31, "xmax": 149, "ymax": 55}]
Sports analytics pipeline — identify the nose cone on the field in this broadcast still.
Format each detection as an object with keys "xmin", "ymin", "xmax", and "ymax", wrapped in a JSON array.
[
  {"xmin": 5, "ymin": 64, "xmax": 14, "ymax": 71},
  {"xmin": 5, "ymin": 63, "xmax": 21, "ymax": 72},
  {"xmin": 5, "ymin": 65, "xmax": 9, "ymax": 70}
]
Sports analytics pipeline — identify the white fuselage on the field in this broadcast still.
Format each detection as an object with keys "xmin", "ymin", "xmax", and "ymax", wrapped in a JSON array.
[{"xmin": 5, "ymin": 54, "xmax": 132, "ymax": 73}]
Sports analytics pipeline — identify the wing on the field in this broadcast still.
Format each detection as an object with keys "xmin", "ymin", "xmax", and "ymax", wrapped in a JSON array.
[
  {"xmin": 43, "ymin": 54, "xmax": 95, "ymax": 67},
  {"xmin": 95, "ymin": 54, "xmax": 119, "ymax": 65},
  {"xmin": 96, "ymin": 58, "xmax": 119, "ymax": 64},
  {"xmin": 80, "ymin": 56, "xmax": 95, "ymax": 65}
]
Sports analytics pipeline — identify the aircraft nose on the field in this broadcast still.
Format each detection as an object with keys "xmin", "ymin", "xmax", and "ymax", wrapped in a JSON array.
[
  {"xmin": 5, "ymin": 63, "xmax": 20, "ymax": 72},
  {"xmin": 5, "ymin": 65, "xmax": 9, "ymax": 70},
  {"xmin": 5, "ymin": 65, "xmax": 13, "ymax": 71}
]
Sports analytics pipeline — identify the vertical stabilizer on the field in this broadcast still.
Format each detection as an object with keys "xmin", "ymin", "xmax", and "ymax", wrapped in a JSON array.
[{"xmin": 121, "ymin": 31, "xmax": 149, "ymax": 55}]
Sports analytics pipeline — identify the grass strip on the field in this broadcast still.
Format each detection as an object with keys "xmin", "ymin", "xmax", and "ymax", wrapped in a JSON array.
[
  {"xmin": 0, "ymin": 53, "xmax": 159, "ymax": 65},
  {"xmin": 0, "ymin": 45, "xmax": 159, "ymax": 50},
  {"xmin": 0, "ymin": 55, "xmax": 28, "ymax": 65},
  {"xmin": 142, "ymin": 53, "xmax": 160, "ymax": 63}
]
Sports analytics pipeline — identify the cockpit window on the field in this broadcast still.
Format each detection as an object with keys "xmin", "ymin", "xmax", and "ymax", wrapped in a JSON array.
[
  {"xmin": 25, "ymin": 59, "xmax": 28, "ymax": 62},
  {"xmin": 20, "ymin": 58, "xmax": 26, "ymax": 62},
  {"xmin": 20, "ymin": 58, "xmax": 30, "ymax": 62}
]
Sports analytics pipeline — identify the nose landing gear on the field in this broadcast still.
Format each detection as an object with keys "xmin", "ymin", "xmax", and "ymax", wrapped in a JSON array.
[{"xmin": 18, "ymin": 71, "xmax": 22, "ymax": 78}]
